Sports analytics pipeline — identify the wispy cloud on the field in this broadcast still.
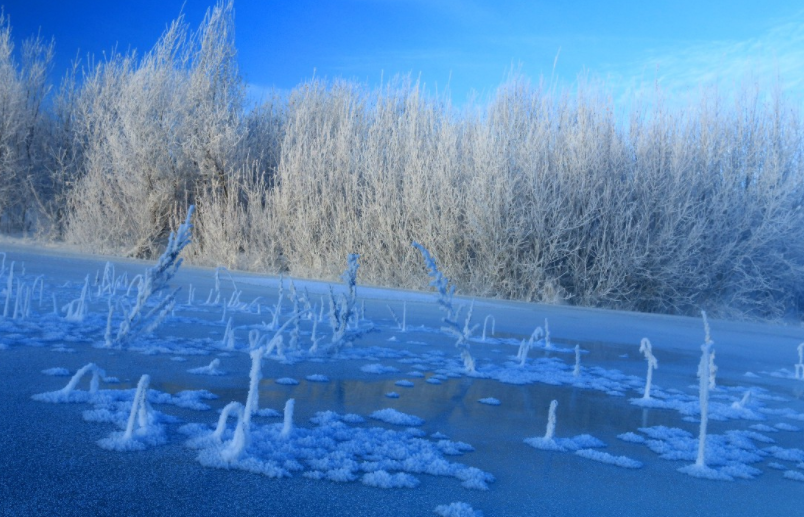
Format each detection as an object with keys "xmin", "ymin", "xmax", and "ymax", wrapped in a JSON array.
[{"xmin": 612, "ymin": 10, "xmax": 804, "ymax": 103}]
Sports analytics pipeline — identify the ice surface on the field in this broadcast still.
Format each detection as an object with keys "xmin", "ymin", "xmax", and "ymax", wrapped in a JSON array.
[{"xmin": 6, "ymin": 244, "xmax": 804, "ymax": 516}]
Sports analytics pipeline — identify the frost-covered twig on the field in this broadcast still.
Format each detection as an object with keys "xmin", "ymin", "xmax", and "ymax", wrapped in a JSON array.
[
  {"xmin": 386, "ymin": 302, "xmax": 407, "ymax": 332},
  {"xmin": 114, "ymin": 205, "xmax": 194, "ymax": 347},
  {"xmin": 413, "ymin": 242, "xmax": 476, "ymax": 371},
  {"xmin": 412, "ymin": 242, "xmax": 457, "ymax": 325},
  {"xmin": 321, "ymin": 254, "xmax": 369, "ymax": 353}
]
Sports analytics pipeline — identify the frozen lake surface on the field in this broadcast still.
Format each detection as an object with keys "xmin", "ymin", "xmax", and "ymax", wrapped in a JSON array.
[{"xmin": 1, "ymin": 242, "xmax": 803, "ymax": 516}]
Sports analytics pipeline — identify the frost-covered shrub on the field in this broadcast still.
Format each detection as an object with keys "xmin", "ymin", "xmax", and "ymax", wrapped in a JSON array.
[{"xmin": 65, "ymin": 2, "xmax": 242, "ymax": 258}]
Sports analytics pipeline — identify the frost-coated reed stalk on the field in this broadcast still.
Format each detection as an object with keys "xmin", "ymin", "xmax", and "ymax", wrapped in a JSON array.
[
  {"xmin": 123, "ymin": 375, "xmax": 151, "ymax": 441},
  {"xmin": 227, "ymin": 289, "xmax": 242, "ymax": 309},
  {"xmin": 708, "ymin": 350, "xmax": 718, "ymax": 390},
  {"xmin": 309, "ymin": 317, "xmax": 323, "ymax": 353},
  {"xmin": 544, "ymin": 400, "xmax": 558, "ymax": 440},
  {"xmin": 280, "ymin": 399, "xmax": 295, "ymax": 439},
  {"xmin": 222, "ymin": 317, "xmax": 235, "ymax": 350},
  {"xmin": 731, "ymin": 390, "xmax": 751, "ymax": 409},
  {"xmin": 12, "ymin": 280, "xmax": 22, "ymax": 319},
  {"xmin": 318, "ymin": 296, "xmax": 325, "ymax": 322},
  {"xmin": 51, "ymin": 292, "xmax": 58, "ymax": 315},
  {"xmin": 222, "ymin": 348, "xmax": 264, "ymax": 461},
  {"xmin": 451, "ymin": 300, "xmax": 478, "ymax": 373},
  {"xmin": 482, "ymin": 315, "xmax": 495, "ymax": 341},
  {"xmin": 127, "ymin": 274, "xmax": 143, "ymax": 297},
  {"xmin": 213, "ymin": 402, "xmax": 244, "ymax": 441},
  {"xmin": 98, "ymin": 262, "xmax": 115, "ymax": 297},
  {"xmin": 246, "ymin": 296, "xmax": 262, "ymax": 313},
  {"xmin": 387, "ymin": 304, "xmax": 401, "ymax": 328},
  {"xmin": 204, "ymin": 288, "xmax": 215, "ymax": 305},
  {"xmin": 695, "ymin": 340, "xmax": 715, "ymax": 468},
  {"xmin": 301, "ymin": 288, "xmax": 313, "ymax": 319},
  {"xmin": 574, "ymin": 345, "xmax": 581, "ymax": 377},
  {"xmin": 289, "ymin": 279, "xmax": 300, "ymax": 351},
  {"xmin": 639, "ymin": 338, "xmax": 658, "ymax": 399},
  {"xmin": 64, "ymin": 275, "xmax": 90, "ymax": 322},
  {"xmin": 221, "ymin": 300, "xmax": 227, "ymax": 322},
  {"xmin": 115, "ymin": 272, "xmax": 128, "ymax": 291},
  {"xmin": 518, "ymin": 327, "xmax": 543, "ymax": 366},
  {"xmin": 795, "ymin": 343, "xmax": 804, "ymax": 380},
  {"xmin": 23, "ymin": 285, "xmax": 31, "ymax": 319},
  {"xmin": 412, "ymin": 242, "xmax": 457, "ymax": 324},
  {"xmin": 104, "ymin": 300, "xmax": 114, "ymax": 347},
  {"xmin": 187, "ymin": 284, "xmax": 194, "ymax": 305},
  {"xmin": 269, "ymin": 275, "xmax": 285, "ymax": 331},
  {"xmin": 544, "ymin": 319, "xmax": 552, "ymax": 350},
  {"xmin": 325, "ymin": 255, "xmax": 362, "ymax": 352},
  {"xmin": 248, "ymin": 329, "xmax": 262, "ymax": 350},
  {"xmin": 32, "ymin": 275, "xmax": 44, "ymax": 307},
  {"xmin": 59, "ymin": 363, "xmax": 106, "ymax": 396},
  {"xmin": 0, "ymin": 252, "xmax": 5, "ymax": 276},
  {"xmin": 387, "ymin": 303, "xmax": 407, "ymax": 331},
  {"xmin": 3, "ymin": 261, "xmax": 14, "ymax": 318}
]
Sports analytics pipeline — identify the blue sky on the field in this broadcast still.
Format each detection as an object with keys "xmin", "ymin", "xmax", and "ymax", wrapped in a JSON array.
[{"xmin": 3, "ymin": 0, "xmax": 803, "ymax": 105}]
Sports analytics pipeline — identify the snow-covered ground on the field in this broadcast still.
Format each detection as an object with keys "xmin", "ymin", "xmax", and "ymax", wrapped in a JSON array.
[{"xmin": 1, "ymin": 241, "xmax": 803, "ymax": 516}]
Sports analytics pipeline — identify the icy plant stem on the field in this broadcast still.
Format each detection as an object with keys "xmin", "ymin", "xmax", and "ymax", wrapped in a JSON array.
[
  {"xmin": 13, "ymin": 280, "xmax": 22, "ymax": 319},
  {"xmin": 3, "ymin": 261, "xmax": 14, "ymax": 318},
  {"xmin": 696, "ymin": 342, "xmax": 714, "ymax": 468},
  {"xmin": 124, "ymin": 375, "xmax": 150, "ymax": 441},
  {"xmin": 104, "ymin": 301, "xmax": 114, "ymax": 348},
  {"xmin": 213, "ymin": 402, "xmax": 244, "ymax": 441},
  {"xmin": 574, "ymin": 345, "xmax": 581, "ymax": 377},
  {"xmin": 223, "ymin": 317, "xmax": 234, "ymax": 349},
  {"xmin": 280, "ymin": 399, "xmax": 295, "ymax": 439},
  {"xmin": 60, "ymin": 363, "xmax": 105, "ymax": 396},
  {"xmin": 222, "ymin": 348, "xmax": 264, "ymax": 461},
  {"xmin": 639, "ymin": 338, "xmax": 658, "ymax": 399},
  {"xmin": 709, "ymin": 350, "xmax": 717, "ymax": 390},
  {"xmin": 732, "ymin": 390, "xmax": 751, "ymax": 409},
  {"xmin": 245, "ymin": 348, "xmax": 264, "ymax": 417},
  {"xmin": 482, "ymin": 315, "xmax": 495, "ymax": 341},
  {"xmin": 544, "ymin": 400, "xmax": 558, "ymax": 440}
]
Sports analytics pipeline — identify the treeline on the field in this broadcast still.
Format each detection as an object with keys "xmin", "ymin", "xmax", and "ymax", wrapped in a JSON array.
[{"xmin": 2, "ymin": 2, "xmax": 804, "ymax": 319}]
